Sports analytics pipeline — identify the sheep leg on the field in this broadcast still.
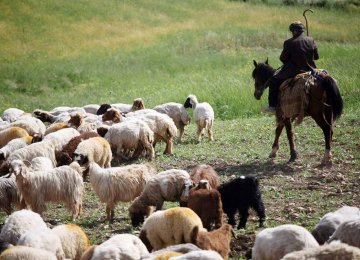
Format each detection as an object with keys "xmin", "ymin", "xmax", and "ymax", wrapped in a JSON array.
[
  {"xmin": 238, "ymin": 208, "xmax": 249, "ymax": 229},
  {"xmin": 106, "ymin": 203, "xmax": 115, "ymax": 222},
  {"xmin": 196, "ymin": 125, "xmax": 203, "ymax": 142},
  {"xmin": 226, "ymin": 209, "xmax": 237, "ymax": 227},
  {"xmin": 164, "ymin": 138, "xmax": 173, "ymax": 155},
  {"xmin": 179, "ymin": 123, "xmax": 185, "ymax": 141},
  {"xmin": 207, "ymin": 122, "xmax": 214, "ymax": 141},
  {"xmin": 156, "ymin": 201, "xmax": 164, "ymax": 211},
  {"xmin": 146, "ymin": 144, "xmax": 155, "ymax": 161}
]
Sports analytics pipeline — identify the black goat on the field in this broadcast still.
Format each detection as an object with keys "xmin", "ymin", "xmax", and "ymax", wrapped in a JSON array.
[{"xmin": 217, "ymin": 175, "xmax": 265, "ymax": 229}]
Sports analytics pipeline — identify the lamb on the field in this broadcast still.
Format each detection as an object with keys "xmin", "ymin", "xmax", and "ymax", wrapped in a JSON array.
[
  {"xmin": 103, "ymin": 120, "xmax": 155, "ymax": 162},
  {"xmin": 112, "ymin": 98, "xmax": 145, "ymax": 113},
  {"xmin": 184, "ymin": 94, "xmax": 214, "ymax": 142},
  {"xmin": 190, "ymin": 164, "xmax": 220, "ymax": 189},
  {"xmin": 80, "ymin": 234, "xmax": 149, "ymax": 260},
  {"xmin": 17, "ymin": 228, "xmax": 65, "ymax": 260},
  {"xmin": 88, "ymin": 162, "xmax": 156, "ymax": 221},
  {"xmin": 56, "ymin": 132, "xmax": 99, "ymax": 166},
  {"xmin": 128, "ymin": 169, "xmax": 191, "ymax": 226},
  {"xmin": 328, "ymin": 218, "xmax": 360, "ymax": 247},
  {"xmin": 187, "ymin": 188, "xmax": 223, "ymax": 230},
  {"xmin": 0, "ymin": 137, "xmax": 33, "ymax": 161},
  {"xmin": 52, "ymin": 224, "xmax": 91, "ymax": 260},
  {"xmin": 0, "ymin": 175, "xmax": 25, "ymax": 215},
  {"xmin": 73, "ymin": 136, "xmax": 112, "ymax": 168},
  {"xmin": 139, "ymin": 207, "xmax": 207, "ymax": 251},
  {"xmin": 217, "ymin": 175, "xmax": 266, "ymax": 229},
  {"xmin": 0, "ymin": 127, "xmax": 29, "ymax": 149},
  {"xmin": 311, "ymin": 206, "xmax": 360, "ymax": 244},
  {"xmin": 0, "ymin": 246, "xmax": 57, "ymax": 260},
  {"xmin": 153, "ymin": 102, "xmax": 191, "ymax": 141},
  {"xmin": 190, "ymin": 224, "xmax": 232, "ymax": 260},
  {"xmin": 0, "ymin": 209, "xmax": 48, "ymax": 245},
  {"xmin": 252, "ymin": 224, "xmax": 319, "ymax": 260},
  {"xmin": 9, "ymin": 160, "xmax": 84, "ymax": 220},
  {"xmin": 68, "ymin": 113, "xmax": 102, "ymax": 134},
  {"xmin": 282, "ymin": 241, "xmax": 360, "ymax": 260}
]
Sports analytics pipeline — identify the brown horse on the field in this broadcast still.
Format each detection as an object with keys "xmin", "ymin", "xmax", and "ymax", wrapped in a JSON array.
[{"xmin": 252, "ymin": 59, "xmax": 343, "ymax": 165}]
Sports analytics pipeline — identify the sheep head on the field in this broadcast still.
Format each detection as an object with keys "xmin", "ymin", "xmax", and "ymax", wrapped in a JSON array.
[
  {"xmin": 180, "ymin": 179, "xmax": 194, "ymax": 203},
  {"xmin": 68, "ymin": 113, "xmax": 83, "ymax": 128},
  {"xmin": 184, "ymin": 94, "xmax": 198, "ymax": 109},
  {"xmin": 73, "ymin": 153, "xmax": 89, "ymax": 166},
  {"xmin": 96, "ymin": 104, "xmax": 112, "ymax": 115},
  {"xmin": 129, "ymin": 199, "xmax": 154, "ymax": 227},
  {"xmin": 0, "ymin": 152, "xmax": 5, "ymax": 161},
  {"xmin": 102, "ymin": 108, "xmax": 122, "ymax": 123},
  {"xmin": 56, "ymin": 151, "xmax": 73, "ymax": 166},
  {"xmin": 9, "ymin": 159, "xmax": 31, "ymax": 178},
  {"xmin": 132, "ymin": 98, "xmax": 145, "ymax": 111}
]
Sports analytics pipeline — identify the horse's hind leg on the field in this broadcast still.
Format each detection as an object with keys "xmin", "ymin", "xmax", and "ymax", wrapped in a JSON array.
[
  {"xmin": 314, "ymin": 111, "xmax": 333, "ymax": 165},
  {"xmin": 269, "ymin": 123, "xmax": 284, "ymax": 158},
  {"xmin": 285, "ymin": 119, "xmax": 297, "ymax": 162}
]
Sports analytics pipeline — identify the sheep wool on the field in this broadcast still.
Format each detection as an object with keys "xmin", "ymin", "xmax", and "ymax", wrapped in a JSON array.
[
  {"xmin": 328, "ymin": 218, "xmax": 360, "ymax": 247},
  {"xmin": 0, "ymin": 210, "xmax": 47, "ymax": 245},
  {"xmin": 252, "ymin": 224, "xmax": 319, "ymax": 260},
  {"xmin": 139, "ymin": 207, "xmax": 206, "ymax": 251},
  {"xmin": 52, "ymin": 224, "xmax": 90, "ymax": 260},
  {"xmin": 83, "ymin": 234, "xmax": 149, "ymax": 260},
  {"xmin": 0, "ymin": 246, "xmax": 57, "ymax": 260},
  {"xmin": 0, "ymin": 137, "xmax": 32, "ymax": 161},
  {"xmin": 89, "ymin": 162, "xmax": 156, "ymax": 221},
  {"xmin": 0, "ymin": 175, "xmax": 24, "ymax": 215},
  {"xmin": 281, "ymin": 241, "xmax": 360, "ymax": 260},
  {"xmin": 0, "ymin": 127, "xmax": 29, "ymax": 149},
  {"xmin": 17, "ymin": 228, "xmax": 65, "ymax": 260}
]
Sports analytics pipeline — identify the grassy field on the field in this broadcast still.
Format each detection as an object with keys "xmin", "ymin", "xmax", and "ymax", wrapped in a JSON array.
[{"xmin": 0, "ymin": 0, "xmax": 359, "ymax": 259}]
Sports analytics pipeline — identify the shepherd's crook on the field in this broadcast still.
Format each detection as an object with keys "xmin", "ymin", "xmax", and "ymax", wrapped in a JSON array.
[{"xmin": 303, "ymin": 9, "xmax": 314, "ymax": 36}]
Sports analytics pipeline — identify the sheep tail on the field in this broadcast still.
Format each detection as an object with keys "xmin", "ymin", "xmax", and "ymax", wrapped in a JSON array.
[{"xmin": 190, "ymin": 226, "xmax": 200, "ymax": 244}]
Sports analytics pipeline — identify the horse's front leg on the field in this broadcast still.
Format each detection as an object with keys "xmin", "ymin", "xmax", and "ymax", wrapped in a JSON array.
[
  {"xmin": 284, "ymin": 119, "xmax": 297, "ymax": 162},
  {"xmin": 269, "ymin": 123, "xmax": 284, "ymax": 158}
]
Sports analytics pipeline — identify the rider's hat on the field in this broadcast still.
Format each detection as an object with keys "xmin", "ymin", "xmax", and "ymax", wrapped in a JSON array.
[{"xmin": 289, "ymin": 21, "xmax": 305, "ymax": 32}]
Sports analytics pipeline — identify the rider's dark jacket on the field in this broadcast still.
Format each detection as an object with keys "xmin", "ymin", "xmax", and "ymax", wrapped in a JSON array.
[{"xmin": 276, "ymin": 33, "xmax": 319, "ymax": 79}]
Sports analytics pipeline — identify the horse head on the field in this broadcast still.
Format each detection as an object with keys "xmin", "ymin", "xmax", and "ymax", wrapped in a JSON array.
[{"xmin": 252, "ymin": 58, "xmax": 275, "ymax": 100}]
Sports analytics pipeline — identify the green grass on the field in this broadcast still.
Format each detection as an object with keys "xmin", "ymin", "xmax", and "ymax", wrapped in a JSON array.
[{"xmin": 0, "ymin": 1, "xmax": 359, "ymax": 259}]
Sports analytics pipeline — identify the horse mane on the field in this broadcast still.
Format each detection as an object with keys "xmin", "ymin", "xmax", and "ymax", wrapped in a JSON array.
[{"xmin": 252, "ymin": 63, "xmax": 276, "ymax": 80}]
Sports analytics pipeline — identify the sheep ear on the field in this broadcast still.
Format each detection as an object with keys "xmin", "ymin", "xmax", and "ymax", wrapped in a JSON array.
[
  {"xmin": 23, "ymin": 160, "xmax": 31, "ymax": 168},
  {"xmin": 190, "ymin": 226, "xmax": 200, "ymax": 243},
  {"xmin": 253, "ymin": 60, "xmax": 258, "ymax": 67},
  {"xmin": 265, "ymin": 58, "xmax": 269, "ymax": 64}
]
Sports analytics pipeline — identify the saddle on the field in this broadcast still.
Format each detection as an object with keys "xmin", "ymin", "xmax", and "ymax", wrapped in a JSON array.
[{"xmin": 278, "ymin": 69, "xmax": 327, "ymax": 124}]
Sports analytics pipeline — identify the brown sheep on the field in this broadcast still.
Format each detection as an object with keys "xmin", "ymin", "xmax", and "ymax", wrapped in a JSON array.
[
  {"xmin": 187, "ymin": 188, "xmax": 223, "ymax": 230},
  {"xmin": 190, "ymin": 164, "xmax": 220, "ymax": 189},
  {"xmin": 56, "ymin": 132, "xmax": 99, "ymax": 166},
  {"xmin": 190, "ymin": 224, "xmax": 232, "ymax": 260}
]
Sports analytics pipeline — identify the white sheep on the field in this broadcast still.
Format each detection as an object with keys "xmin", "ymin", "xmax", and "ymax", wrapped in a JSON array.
[
  {"xmin": 0, "ymin": 137, "xmax": 33, "ymax": 161},
  {"xmin": 154, "ymin": 102, "xmax": 191, "ymax": 141},
  {"xmin": 2, "ymin": 108, "xmax": 26, "ymax": 123},
  {"xmin": 111, "ymin": 98, "xmax": 145, "ymax": 113},
  {"xmin": 9, "ymin": 160, "xmax": 84, "ymax": 220},
  {"xmin": 139, "ymin": 207, "xmax": 207, "ymax": 251},
  {"xmin": 129, "ymin": 111, "xmax": 177, "ymax": 155},
  {"xmin": 184, "ymin": 94, "xmax": 214, "ymax": 142},
  {"xmin": 312, "ymin": 206, "xmax": 360, "ymax": 244},
  {"xmin": 0, "ymin": 127, "xmax": 30, "ymax": 149},
  {"xmin": 43, "ymin": 127, "xmax": 80, "ymax": 152},
  {"xmin": 51, "ymin": 224, "xmax": 91, "ymax": 260},
  {"xmin": 146, "ymin": 243, "xmax": 201, "ymax": 258},
  {"xmin": 29, "ymin": 157, "xmax": 54, "ymax": 171},
  {"xmin": 44, "ymin": 122, "xmax": 69, "ymax": 135},
  {"xmin": 88, "ymin": 162, "xmax": 156, "ymax": 221},
  {"xmin": 281, "ymin": 241, "xmax": 360, "ymax": 260},
  {"xmin": 0, "ymin": 209, "xmax": 48, "ymax": 245},
  {"xmin": 328, "ymin": 218, "xmax": 360, "ymax": 247},
  {"xmin": 17, "ymin": 228, "xmax": 65, "ymax": 260},
  {"xmin": 73, "ymin": 137, "xmax": 112, "ymax": 168},
  {"xmin": 252, "ymin": 224, "xmax": 319, "ymax": 260},
  {"xmin": 0, "ymin": 246, "xmax": 57, "ymax": 260},
  {"xmin": 104, "ymin": 120, "xmax": 155, "ymax": 162},
  {"xmin": 171, "ymin": 250, "xmax": 223, "ymax": 260},
  {"xmin": 128, "ymin": 169, "xmax": 191, "ymax": 227},
  {"xmin": 81, "ymin": 234, "xmax": 149, "ymax": 260},
  {"xmin": 2, "ymin": 117, "xmax": 47, "ymax": 136}
]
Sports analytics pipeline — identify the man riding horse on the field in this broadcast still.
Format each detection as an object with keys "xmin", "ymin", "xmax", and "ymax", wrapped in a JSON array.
[{"xmin": 262, "ymin": 21, "xmax": 319, "ymax": 114}]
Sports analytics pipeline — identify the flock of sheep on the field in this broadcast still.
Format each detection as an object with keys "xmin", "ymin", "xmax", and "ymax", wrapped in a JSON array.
[{"xmin": 0, "ymin": 95, "xmax": 359, "ymax": 260}]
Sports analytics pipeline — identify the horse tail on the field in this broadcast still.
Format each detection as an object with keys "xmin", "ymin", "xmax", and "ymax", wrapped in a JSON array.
[{"xmin": 321, "ymin": 75, "xmax": 343, "ymax": 120}]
